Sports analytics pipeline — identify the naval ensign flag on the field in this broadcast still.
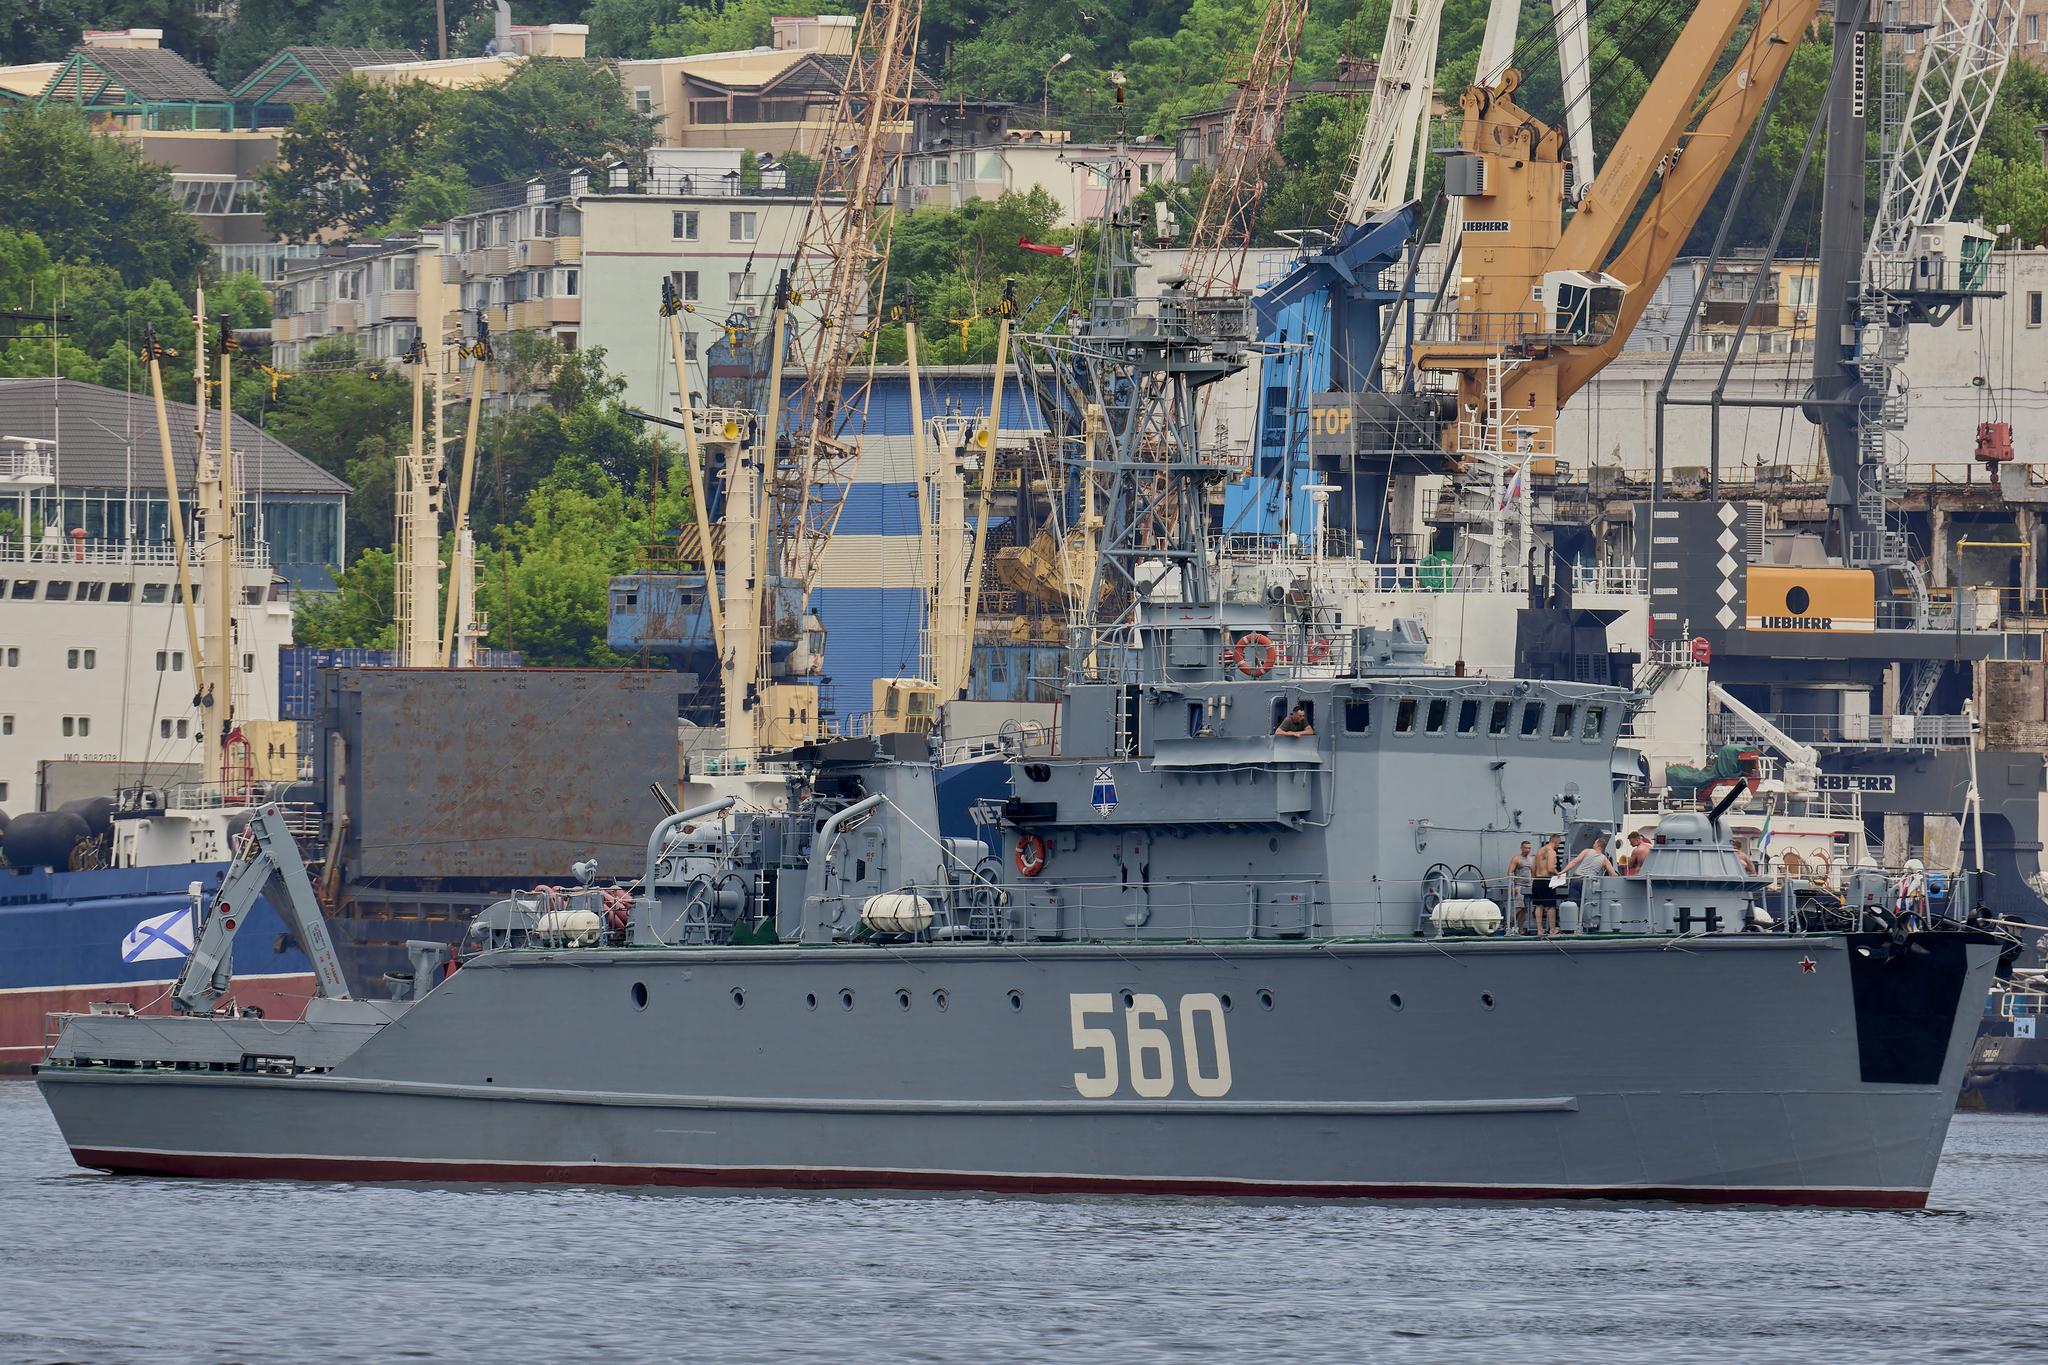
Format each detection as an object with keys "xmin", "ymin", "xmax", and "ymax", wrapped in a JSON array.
[{"xmin": 122, "ymin": 905, "xmax": 196, "ymax": 963}]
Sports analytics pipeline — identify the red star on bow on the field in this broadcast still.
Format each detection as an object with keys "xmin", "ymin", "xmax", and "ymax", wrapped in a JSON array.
[{"xmin": 1799, "ymin": 957, "xmax": 1817, "ymax": 973}]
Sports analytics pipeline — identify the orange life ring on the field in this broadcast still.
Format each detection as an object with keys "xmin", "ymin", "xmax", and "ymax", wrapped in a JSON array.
[
  {"xmin": 1307, "ymin": 636, "xmax": 1332, "ymax": 663},
  {"xmin": 1232, "ymin": 632, "xmax": 1277, "ymax": 678},
  {"xmin": 1015, "ymin": 832, "xmax": 1047, "ymax": 877}
]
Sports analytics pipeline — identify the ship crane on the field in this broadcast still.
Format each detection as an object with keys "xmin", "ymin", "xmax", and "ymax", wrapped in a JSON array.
[
  {"xmin": 1182, "ymin": 0, "xmax": 1314, "ymax": 296},
  {"xmin": 1708, "ymin": 681, "xmax": 1820, "ymax": 797},
  {"xmin": 1411, "ymin": 0, "xmax": 1833, "ymax": 459}
]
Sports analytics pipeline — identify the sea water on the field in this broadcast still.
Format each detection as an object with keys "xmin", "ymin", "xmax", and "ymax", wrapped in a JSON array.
[{"xmin": 1, "ymin": 1078, "xmax": 2041, "ymax": 1363}]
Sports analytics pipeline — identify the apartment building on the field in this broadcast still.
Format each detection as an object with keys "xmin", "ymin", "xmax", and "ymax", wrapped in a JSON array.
[
  {"xmin": 269, "ymin": 231, "xmax": 456, "ymax": 372},
  {"xmin": 899, "ymin": 138, "xmax": 1174, "ymax": 222},
  {"xmin": 435, "ymin": 165, "xmax": 821, "ymax": 416}
]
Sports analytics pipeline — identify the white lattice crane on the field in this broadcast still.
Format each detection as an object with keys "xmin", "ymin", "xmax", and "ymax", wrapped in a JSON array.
[{"xmin": 1868, "ymin": 0, "xmax": 2022, "ymax": 261}]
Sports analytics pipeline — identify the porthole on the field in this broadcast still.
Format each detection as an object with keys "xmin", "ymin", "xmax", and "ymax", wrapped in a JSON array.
[
  {"xmin": 1481, "ymin": 992, "xmax": 1496, "ymax": 1010},
  {"xmin": 896, "ymin": 988, "xmax": 912, "ymax": 1011},
  {"xmin": 840, "ymin": 989, "xmax": 855, "ymax": 1010},
  {"xmin": 934, "ymin": 989, "xmax": 949, "ymax": 1011},
  {"xmin": 805, "ymin": 992, "xmax": 817, "ymax": 1010},
  {"xmin": 1120, "ymin": 990, "xmax": 1135, "ymax": 1009},
  {"xmin": 1268, "ymin": 837, "xmax": 1279, "ymax": 853},
  {"xmin": 1257, "ymin": 989, "xmax": 1274, "ymax": 1011},
  {"xmin": 630, "ymin": 981, "xmax": 648, "ymax": 1009},
  {"xmin": 1388, "ymin": 993, "xmax": 1404, "ymax": 1010},
  {"xmin": 730, "ymin": 987, "xmax": 746, "ymax": 1009},
  {"xmin": 1219, "ymin": 994, "xmax": 1233, "ymax": 1011},
  {"xmin": 1008, "ymin": 990, "xmax": 1023, "ymax": 1012}
]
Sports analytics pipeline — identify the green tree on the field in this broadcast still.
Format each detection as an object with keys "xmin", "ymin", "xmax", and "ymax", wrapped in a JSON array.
[
  {"xmin": 0, "ymin": 107, "xmax": 211, "ymax": 289},
  {"xmin": 292, "ymin": 548, "xmax": 398, "ymax": 648},
  {"xmin": 258, "ymin": 77, "xmax": 449, "ymax": 241},
  {"xmin": 258, "ymin": 340, "xmax": 417, "ymax": 552},
  {"xmin": 586, "ymin": 0, "xmax": 669, "ymax": 57},
  {"xmin": 1976, "ymin": 155, "xmax": 2048, "ymax": 249},
  {"xmin": 429, "ymin": 60, "xmax": 660, "ymax": 185}
]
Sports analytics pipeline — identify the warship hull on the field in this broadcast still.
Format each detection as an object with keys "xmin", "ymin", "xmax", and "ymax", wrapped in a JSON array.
[{"xmin": 37, "ymin": 932, "xmax": 1997, "ymax": 1206}]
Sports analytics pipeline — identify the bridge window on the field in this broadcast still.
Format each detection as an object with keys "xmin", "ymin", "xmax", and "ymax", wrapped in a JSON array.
[
  {"xmin": 1394, "ymin": 699, "xmax": 1417, "ymax": 734},
  {"xmin": 1426, "ymin": 699, "xmax": 1448, "ymax": 733},
  {"xmin": 1488, "ymin": 700, "xmax": 1511, "ymax": 735},
  {"xmin": 1344, "ymin": 699, "xmax": 1371, "ymax": 733},
  {"xmin": 1520, "ymin": 702, "xmax": 1543, "ymax": 737},
  {"xmin": 1583, "ymin": 705, "xmax": 1607, "ymax": 740},
  {"xmin": 1551, "ymin": 704, "xmax": 1575, "ymax": 738},
  {"xmin": 1458, "ymin": 699, "xmax": 1480, "ymax": 734}
]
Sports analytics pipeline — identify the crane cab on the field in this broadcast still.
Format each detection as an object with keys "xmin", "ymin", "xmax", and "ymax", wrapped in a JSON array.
[{"xmin": 1537, "ymin": 270, "xmax": 1625, "ymax": 344}]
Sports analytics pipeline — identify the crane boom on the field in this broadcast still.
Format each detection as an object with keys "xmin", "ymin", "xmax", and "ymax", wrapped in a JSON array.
[
  {"xmin": 1708, "ymin": 682, "xmax": 1820, "ymax": 795},
  {"xmin": 1183, "ymin": 0, "xmax": 1314, "ymax": 295},
  {"xmin": 1338, "ymin": 0, "xmax": 1440, "ymax": 222},
  {"xmin": 780, "ymin": 0, "xmax": 922, "ymax": 595},
  {"xmin": 1868, "ymin": 0, "xmax": 2019, "ymax": 258},
  {"xmin": 175, "ymin": 804, "xmax": 352, "ymax": 1014}
]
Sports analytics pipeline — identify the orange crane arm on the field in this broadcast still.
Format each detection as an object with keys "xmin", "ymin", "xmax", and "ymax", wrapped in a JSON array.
[{"xmin": 1544, "ymin": 0, "xmax": 1825, "ymax": 403}]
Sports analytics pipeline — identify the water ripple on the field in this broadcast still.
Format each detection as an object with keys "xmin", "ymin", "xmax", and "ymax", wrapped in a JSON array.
[{"xmin": 1, "ymin": 1079, "xmax": 2041, "ymax": 1364}]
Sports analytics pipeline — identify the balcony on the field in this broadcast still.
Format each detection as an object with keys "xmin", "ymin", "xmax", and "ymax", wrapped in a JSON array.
[
  {"xmin": 554, "ymin": 235, "xmax": 582, "ymax": 263},
  {"xmin": 380, "ymin": 289, "xmax": 419, "ymax": 320},
  {"xmin": 463, "ymin": 247, "xmax": 512, "ymax": 278},
  {"xmin": 330, "ymin": 300, "xmax": 360, "ymax": 331},
  {"xmin": 520, "ymin": 238, "xmax": 555, "ymax": 268},
  {"xmin": 441, "ymin": 254, "xmax": 464, "ymax": 284},
  {"xmin": 542, "ymin": 297, "xmax": 580, "ymax": 324}
]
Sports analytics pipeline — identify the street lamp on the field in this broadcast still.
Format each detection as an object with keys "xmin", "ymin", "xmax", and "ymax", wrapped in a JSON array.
[{"xmin": 1044, "ymin": 53, "xmax": 1073, "ymax": 128}]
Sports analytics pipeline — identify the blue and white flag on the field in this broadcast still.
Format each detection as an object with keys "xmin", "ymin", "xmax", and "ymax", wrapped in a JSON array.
[{"xmin": 122, "ymin": 906, "xmax": 196, "ymax": 963}]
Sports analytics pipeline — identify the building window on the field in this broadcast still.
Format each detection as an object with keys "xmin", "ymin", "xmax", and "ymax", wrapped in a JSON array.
[
  {"xmin": 2031, "ymin": 12, "xmax": 2040, "ymax": 40},
  {"xmin": 674, "ymin": 210, "xmax": 698, "ymax": 240},
  {"xmin": 730, "ymin": 211, "xmax": 756, "ymax": 242},
  {"xmin": 62, "ymin": 716, "xmax": 88, "ymax": 737},
  {"xmin": 2032, "ymin": 292, "xmax": 2043, "ymax": 327},
  {"xmin": 634, "ymin": 85, "xmax": 652, "ymax": 114},
  {"xmin": 684, "ymin": 332, "xmax": 698, "ymax": 360},
  {"xmin": 558, "ymin": 269, "xmax": 578, "ymax": 296},
  {"xmin": 67, "ymin": 648, "xmax": 78, "ymax": 669},
  {"xmin": 178, "ymin": 719, "xmax": 189, "ymax": 738},
  {"xmin": 560, "ymin": 331, "xmax": 577, "ymax": 351},
  {"xmin": 1962, "ymin": 296, "xmax": 1974, "ymax": 328},
  {"xmin": 83, "ymin": 649, "xmax": 94, "ymax": 669},
  {"xmin": 683, "ymin": 270, "xmax": 699, "ymax": 300},
  {"xmin": 729, "ymin": 272, "xmax": 756, "ymax": 298},
  {"xmin": 3, "ymin": 647, "xmax": 15, "ymax": 666},
  {"xmin": 394, "ymin": 257, "xmax": 416, "ymax": 291},
  {"xmin": 2, "ymin": 714, "xmax": 11, "ymax": 734}
]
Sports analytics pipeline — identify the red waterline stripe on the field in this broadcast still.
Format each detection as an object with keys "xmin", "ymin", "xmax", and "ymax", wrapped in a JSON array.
[{"xmin": 66, "ymin": 1149, "xmax": 1930, "ymax": 1209}]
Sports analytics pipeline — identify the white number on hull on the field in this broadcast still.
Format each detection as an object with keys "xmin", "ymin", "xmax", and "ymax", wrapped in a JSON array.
[
  {"xmin": 1070, "ymin": 994, "xmax": 1120, "ymax": 1097},
  {"xmin": 1125, "ymin": 994, "xmax": 1175, "ymax": 1097},
  {"xmin": 1070, "ymin": 993, "xmax": 1233, "ymax": 1097}
]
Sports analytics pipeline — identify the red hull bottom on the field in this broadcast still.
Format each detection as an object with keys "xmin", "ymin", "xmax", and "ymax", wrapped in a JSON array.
[
  {"xmin": 61, "ymin": 1147, "xmax": 1931, "ymax": 1208},
  {"xmin": 0, "ymin": 975, "xmax": 317, "ymax": 1072}
]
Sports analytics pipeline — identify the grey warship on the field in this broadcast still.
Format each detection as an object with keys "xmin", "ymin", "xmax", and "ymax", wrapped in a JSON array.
[{"xmin": 34, "ymin": 158, "xmax": 2015, "ymax": 1207}]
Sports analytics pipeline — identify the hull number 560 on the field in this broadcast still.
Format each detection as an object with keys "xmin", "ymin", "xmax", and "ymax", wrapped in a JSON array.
[{"xmin": 1069, "ymin": 993, "xmax": 1233, "ymax": 1098}]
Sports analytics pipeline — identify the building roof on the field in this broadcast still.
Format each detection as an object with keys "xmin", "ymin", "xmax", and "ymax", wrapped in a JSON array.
[
  {"xmin": 41, "ymin": 45, "xmax": 229, "ymax": 107},
  {"xmin": 0, "ymin": 379, "xmax": 351, "ymax": 497},
  {"xmin": 230, "ymin": 47, "xmax": 419, "ymax": 106},
  {"xmin": 683, "ymin": 50, "xmax": 940, "ymax": 98}
]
